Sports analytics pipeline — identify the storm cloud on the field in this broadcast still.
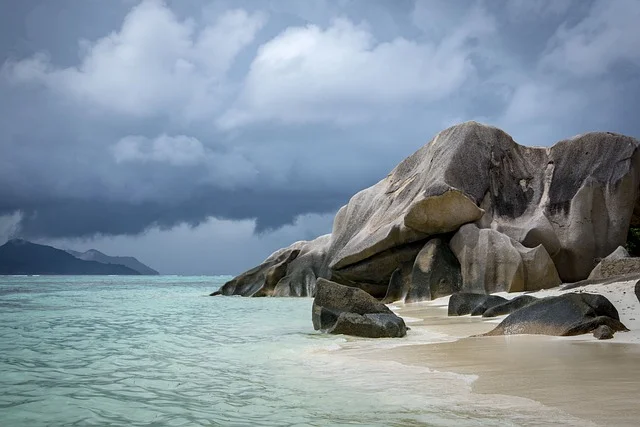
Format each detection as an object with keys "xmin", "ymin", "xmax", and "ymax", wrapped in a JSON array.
[{"xmin": 1, "ymin": 0, "xmax": 640, "ymax": 273}]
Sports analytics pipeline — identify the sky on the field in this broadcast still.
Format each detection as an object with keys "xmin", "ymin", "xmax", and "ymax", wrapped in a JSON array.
[{"xmin": 1, "ymin": 0, "xmax": 639, "ymax": 275}]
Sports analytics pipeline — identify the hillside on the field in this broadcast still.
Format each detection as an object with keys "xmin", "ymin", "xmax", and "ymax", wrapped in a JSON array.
[
  {"xmin": 66, "ymin": 249, "xmax": 159, "ymax": 275},
  {"xmin": 0, "ymin": 240, "xmax": 140, "ymax": 275}
]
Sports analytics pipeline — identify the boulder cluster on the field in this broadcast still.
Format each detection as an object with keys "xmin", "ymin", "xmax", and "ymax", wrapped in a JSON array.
[
  {"xmin": 448, "ymin": 291, "xmax": 629, "ymax": 339},
  {"xmin": 212, "ymin": 122, "xmax": 640, "ymax": 339},
  {"xmin": 213, "ymin": 122, "xmax": 640, "ymax": 302}
]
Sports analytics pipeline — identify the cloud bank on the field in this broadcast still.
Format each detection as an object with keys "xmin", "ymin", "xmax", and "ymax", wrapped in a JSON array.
[{"xmin": 1, "ymin": 0, "xmax": 639, "ymax": 272}]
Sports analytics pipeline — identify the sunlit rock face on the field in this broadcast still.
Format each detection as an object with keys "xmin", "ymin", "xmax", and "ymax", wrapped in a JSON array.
[{"xmin": 212, "ymin": 122, "xmax": 640, "ymax": 300}]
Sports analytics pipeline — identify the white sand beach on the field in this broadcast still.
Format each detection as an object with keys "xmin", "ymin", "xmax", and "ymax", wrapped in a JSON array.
[{"xmin": 336, "ymin": 279, "xmax": 640, "ymax": 426}]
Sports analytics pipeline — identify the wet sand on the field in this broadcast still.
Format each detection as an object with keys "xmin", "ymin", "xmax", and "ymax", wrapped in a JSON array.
[
  {"xmin": 376, "ymin": 334, "xmax": 640, "ymax": 426},
  {"xmin": 340, "ymin": 288, "xmax": 640, "ymax": 426}
]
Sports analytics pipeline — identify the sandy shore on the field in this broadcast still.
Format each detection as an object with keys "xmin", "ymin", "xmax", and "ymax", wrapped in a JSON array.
[{"xmin": 341, "ymin": 279, "xmax": 640, "ymax": 426}]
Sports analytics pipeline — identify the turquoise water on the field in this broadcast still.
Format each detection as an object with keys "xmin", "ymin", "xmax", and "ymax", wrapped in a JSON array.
[{"xmin": 0, "ymin": 276, "xmax": 586, "ymax": 426}]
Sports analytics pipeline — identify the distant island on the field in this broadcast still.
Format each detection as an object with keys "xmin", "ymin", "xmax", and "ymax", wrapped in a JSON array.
[
  {"xmin": 0, "ymin": 239, "xmax": 158, "ymax": 275},
  {"xmin": 65, "ymin": 249, "xmax": 159, "ymax": 275}
]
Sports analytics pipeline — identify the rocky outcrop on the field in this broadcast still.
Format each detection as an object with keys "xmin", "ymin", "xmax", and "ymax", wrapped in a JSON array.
[
  {"xmin": 451, "ymin": 224, "xmax": 561, "ymax": 294},
  {"xmin": 448, "ymin": 293, "xmax": 508, "ymax": 316},
  {"xmin": 312, "ymin": 279, "xmax": 407, "ymax": 338},
  {"xmin": 588, "ymin": 246, "xmax": 640, "ymax": 280},
  {"xmin": 211, "ymin": 235, "xmax": 330, "ymax": 297},
  {"xmin": 382, "ymin": 265, "xmax": 411, "ymax": 303},
  {"xmin": 406, "ymin": 238, "xmax": 462, "ymax": 302},
  {"xmin": 213, "ymin": 122, "xmax": 640, "ymax": 300},
  {"xmin": 271, "ymin": 235, "xmax": 332, "ymax": 297},
  {"xmin": 329, "ymin": 240, "xmax": 424, "ymax": 298},
  {"xmin": 484, "ymin": 293, "xmax": 629, "ymax": 337},
  {"xmin": 481, "ymin": 295, "xmax": 538, "ymax": 317}
]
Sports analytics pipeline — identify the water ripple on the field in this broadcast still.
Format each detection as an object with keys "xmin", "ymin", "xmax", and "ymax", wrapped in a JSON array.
[{"xmin": 0, "ymin": 276, "xmax": 588, "ymax": 426}]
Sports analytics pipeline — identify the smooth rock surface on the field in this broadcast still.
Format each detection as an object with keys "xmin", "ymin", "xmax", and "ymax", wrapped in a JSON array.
[
  {"xmin": 485, "ymin": 293, "xmax": 629, "ymax": 337},
  {"xmin": 482, "ymin": 295, "xmax": 538, "ymax": 318},
  {"xmin": 328, "ymin": 123, "xmax": 640, "ymax": 284},
  {"xmin": 271, "ymin": 235, "xmax": 332, "ymax": 297},
  {"xmin": 211, "ymin": 246, "xmax": 301, "ymax": 297},
  {"xmin": 450, "ymin": 224, "xmax": 561, "ymax": 294},
  {"xmin": 312, "ymin": 279, "xmax": 406, "ymax": 338},
  {"xmin": 382, "ymin": 266, "xmax": 411, "ymax": 303},
  {"xmin": 448, "ymin": 292, "xmax": 508, "ymax": 316},
  {"xmin": 406, "ymin": 238, "xmax": 462, "ymax": 302},
  {"xmin": 330, "ymin": 240, "xmax": 424, "ymax": 298},
  {"xmin": 212, "ymin": 235, "xmax": 330, "ymax": 297},
  {"xmin": 593, "ymin": 325, "xmax": 615, "ymax": 340},
  {"xmin": 328, "ymin": 312, "xmax": 407, "ymax": 338}
]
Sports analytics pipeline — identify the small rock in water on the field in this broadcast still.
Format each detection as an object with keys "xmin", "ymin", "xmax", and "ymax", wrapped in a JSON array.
[
  {"xmin": 312, "ymin": 279, "xmax": 407, "ymax": 338},
  {"xmin": 593, "ymin": 325, "xmax": 615, "ymax": 340}
]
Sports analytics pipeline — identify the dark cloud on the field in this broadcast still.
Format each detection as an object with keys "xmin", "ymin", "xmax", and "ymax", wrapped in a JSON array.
[
  {"xmin": 3, "ymin": 188, "xmax": 351, "ymax": 238},
  {"xmin": 1, "ymin": 0, "xmax": 640, "ymax": 273}
]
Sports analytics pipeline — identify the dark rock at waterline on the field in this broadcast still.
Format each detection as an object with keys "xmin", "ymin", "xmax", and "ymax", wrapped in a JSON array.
[
  {"xmin": 312, "ymin": 278, "xmax": 406, "ymax": 338},
  {"xmin": 214, "ymin": 247, "xmax": 301, "ymax": 296},
  {"xmin": 329, "ymin": 312, "xmax": 408, "ymax": 338},
  {"xmin": 593, "ymin": 325, "xmax": 615, "ymax": 340},
  {"xmin": 482, "ymin": 295, "xmax": 538, "ymax": 318},
  {"xmin": 635, "ymin": 280, "xmax": 640, "ymax": 304},
  {"xmin": 448, "ymin": 292, "xmax": 507, "ymax": 316},
  {"xmin": 212, "ymin": 235, "xmax": 332, "ymax": 297},
  {"xmin": 313, "ymin": 278, "xmax": 391, "ymax": 320},
  {"xmin": 484, "ymin": 293, "xmax": 629, "ymax": 337}
]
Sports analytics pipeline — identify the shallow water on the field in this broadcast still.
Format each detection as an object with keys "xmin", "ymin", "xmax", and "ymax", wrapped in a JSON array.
[{"xmin": 0, "ymin": 276, "xmax": 588, "ymax": 426}]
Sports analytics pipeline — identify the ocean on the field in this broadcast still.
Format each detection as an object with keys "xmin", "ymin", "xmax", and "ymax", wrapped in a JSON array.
[{"xmin": 0, "ymin": 276, "xmax": 586, "ymax": 426}]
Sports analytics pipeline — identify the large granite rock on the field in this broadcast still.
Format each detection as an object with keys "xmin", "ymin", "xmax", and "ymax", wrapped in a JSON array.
[
  {"xmin": 588, "ymin": 246, "xmax": 640, "ymax": 280},
  {"xmin": 328, "ymin": 123, "xmax": 640, "ymax": 285},
  {"xmin": 406, "ymin": 238, "xmax": 462, "ymax": 302},
  {"xmin": 382, "ymin": 265, "xmax": 411, "ymax": 303},
  {"xmin": 213, "ymin": 122, "xmax": 640, "ymax": 298},
  {"xmin": 485, "ymin": 293, "xmax": 629, "ymax": 337},
  {"xmin": 211, "ymin": 235, "xmax": 330, "ymax": 297},
  {"xmin": 329, "ymin": 240, "xmax": 425, "ymax": 298},
  {"xmin": 451, "ymin": 224, "xmax": 561, "ymax": 294},
  {"xmin": 381, "ymin": 238, "xmax": 462, "ymax": 303},
  {"xmin": 312, "ymin": 279, "xmax": 407, "ymax": 338},
  {"xmin": 271, "ymin": 235, "xmax": 332, "ymax": 297}
]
